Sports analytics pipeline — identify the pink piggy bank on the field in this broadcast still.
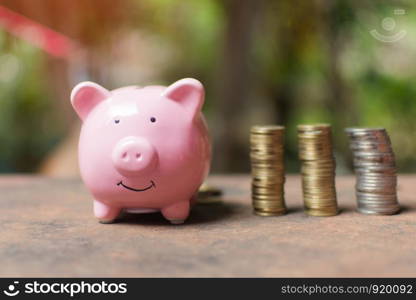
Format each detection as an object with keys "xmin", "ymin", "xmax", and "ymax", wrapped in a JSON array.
[{"xmin": 71, "ymin": 78, "xmax": 211, "ymax": 224}]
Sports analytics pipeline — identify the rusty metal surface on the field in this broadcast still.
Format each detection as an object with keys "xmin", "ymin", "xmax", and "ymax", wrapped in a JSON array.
[{"xmin": 0, "ymin": 175, "xmax": 415, "ymax": 277}]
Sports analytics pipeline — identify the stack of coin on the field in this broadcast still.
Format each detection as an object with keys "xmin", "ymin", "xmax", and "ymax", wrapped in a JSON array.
[
  {"xmin": 250, "ymin": 125, "xmax": 286, "ymax": 216},
  {"xmin": 345, "ymin": 128, "xmax": 400, "ymax": 215},
  {"xmin": 297, "ymin": 124, "xmax": 338, "ymax": 216}
]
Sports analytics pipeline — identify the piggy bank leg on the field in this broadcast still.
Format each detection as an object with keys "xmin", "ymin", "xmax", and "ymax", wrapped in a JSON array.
[
  {"xmin": 161, "ymin": 201, "xmax": 190, "ymax": 225},
  {"xmin": 93, "ymin": 200, "xmax": 121, "ymax": 224}
]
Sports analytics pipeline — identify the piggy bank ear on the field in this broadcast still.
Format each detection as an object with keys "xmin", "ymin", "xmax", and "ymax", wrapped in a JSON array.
[
  {"xmin": 162, "ymin": 78, "xmax": 204, "ymax": 119},
  {"xmin": 71, "ymin": 82, "xmax": 110, "ymax": 121}
]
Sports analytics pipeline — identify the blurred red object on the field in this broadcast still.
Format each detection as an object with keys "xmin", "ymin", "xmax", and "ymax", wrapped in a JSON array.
[{"xmin": 0, "ymin": 5, "xmax": 77, "ymax": 58}]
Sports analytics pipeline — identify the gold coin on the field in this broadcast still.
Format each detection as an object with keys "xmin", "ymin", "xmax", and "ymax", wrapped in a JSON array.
[
  {"xmin": 254, "ymin": 209, "xmax": 287, "ymax": 217},
  {"xmin": 297, "ymin": 124, "xmax": 338, "ymax": 216},
  {"xmin": 250, "ymin": 125, "xmax": 286, "ymax": 217}
]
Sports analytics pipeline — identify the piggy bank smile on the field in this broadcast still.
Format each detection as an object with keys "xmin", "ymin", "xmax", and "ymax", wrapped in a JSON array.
[{"xmin": 117, "ymin": 180, "xmax": 156, "ymax": 192}]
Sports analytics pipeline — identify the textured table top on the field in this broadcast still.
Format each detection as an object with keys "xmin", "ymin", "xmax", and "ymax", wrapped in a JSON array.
[{"xmin": 1, "ymin": 175, "xmax": 415, "ymax": 277}]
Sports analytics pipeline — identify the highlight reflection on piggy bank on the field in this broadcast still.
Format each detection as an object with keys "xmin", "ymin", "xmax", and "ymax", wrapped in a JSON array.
[{"xmin": 71, "ymin": 78, "xmax": 211, "ymax": 224}]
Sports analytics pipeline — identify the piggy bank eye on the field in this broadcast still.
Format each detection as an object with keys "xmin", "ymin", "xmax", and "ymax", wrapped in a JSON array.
[
  {"xmin": 150, "ymin": 117, "xmax": 156, "ymax": 123},
  {"xmin": 114, "ymin": 119, "xmax": 120, "ymax": 124}
]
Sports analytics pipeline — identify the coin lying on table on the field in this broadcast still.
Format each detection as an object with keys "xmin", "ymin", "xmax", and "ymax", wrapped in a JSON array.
[{"xmin": 197, "ymin": 184, "xmax": 223, "ymax": 204}]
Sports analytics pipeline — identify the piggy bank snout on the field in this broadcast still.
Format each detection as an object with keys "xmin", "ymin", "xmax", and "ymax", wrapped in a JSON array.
[{"xmin": 112, "ymin": 137, "xmax": 158, "ymax": 176}]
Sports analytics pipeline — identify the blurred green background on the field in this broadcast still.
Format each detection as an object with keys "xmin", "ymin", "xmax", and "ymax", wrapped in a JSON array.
[{"xmin": 0, "ymin": 0, "xmax": 415, "ymax": 176}]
